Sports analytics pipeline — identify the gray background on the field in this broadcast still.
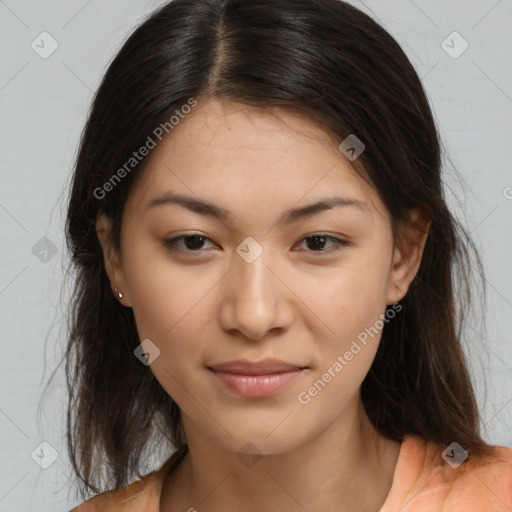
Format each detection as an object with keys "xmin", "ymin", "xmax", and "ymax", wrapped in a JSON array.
[{"xmin": 1, "ymin": 0, "xmax": 511, "ymax": 510}]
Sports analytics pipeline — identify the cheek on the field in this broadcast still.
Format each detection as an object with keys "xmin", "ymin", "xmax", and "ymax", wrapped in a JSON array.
[
  {"xmin": 122, "ymin": 233, "xmax": 199, "ymax": 334},
  {"xmin": 121, "ymin": 234, "xmax": 229, "ymax": 379},
  {"xmin": 302, "ymin": 252, "xmax": 391, "ymax": 345},
  {"xmin": 124, "ymin": 246, "xmax": 212, "ymax": 404},
  {"xmin": 295, "ymin": 263, "xmax": 390, "ymax": 416}
]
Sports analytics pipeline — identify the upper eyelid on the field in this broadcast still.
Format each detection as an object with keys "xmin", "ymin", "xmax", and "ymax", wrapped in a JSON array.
[{"xmin": 167, "ymin": 232, "xmax": 345, "ymax": 241}]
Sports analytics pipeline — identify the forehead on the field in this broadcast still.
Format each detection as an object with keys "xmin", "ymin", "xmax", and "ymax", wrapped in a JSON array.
[{"xmin": 125, "ymin": 99, "xmax": 387, "ymax": 224}]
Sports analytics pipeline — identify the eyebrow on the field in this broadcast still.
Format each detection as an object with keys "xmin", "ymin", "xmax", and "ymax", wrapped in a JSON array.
[{"xmin": 146, "ymin": 192, "xmax": 367, "ymax": 224}]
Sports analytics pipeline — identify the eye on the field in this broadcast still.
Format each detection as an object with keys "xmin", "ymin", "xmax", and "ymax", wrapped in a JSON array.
[
  {"xmin": 163, "ymin": 234, "xmax": 217, "ymax": 252},
  {"xmin": 294, "ymin": 234, "xmax": 349, "ymax": 254}
]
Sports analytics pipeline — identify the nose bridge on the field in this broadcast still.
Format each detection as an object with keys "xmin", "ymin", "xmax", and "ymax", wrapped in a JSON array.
[
  {"xmin": 220, "ymin": 239, "xmax": 292, "ymax": 339},
  {"xmin": 233, "ymin": 235, "xmax": 275, "ymax": 296},
  {"xmin": 236, "ymin": 245, "xmax": 273, "ymax": 300}
]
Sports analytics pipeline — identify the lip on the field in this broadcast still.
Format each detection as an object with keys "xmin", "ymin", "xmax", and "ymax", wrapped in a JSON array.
[{"xmin": 207, "ymin": 359, "xmax": 307, "ymax": 398}]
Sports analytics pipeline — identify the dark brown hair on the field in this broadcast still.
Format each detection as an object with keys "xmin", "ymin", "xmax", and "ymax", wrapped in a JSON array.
[{"xmin": 63, "ymin": 0, "xmax": 493, "ymax": 499}]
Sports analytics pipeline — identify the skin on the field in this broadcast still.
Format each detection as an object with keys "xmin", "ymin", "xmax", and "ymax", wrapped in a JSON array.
[{"xmin": 97, "ymin": 98, "xmax": 431, "ymax": 512}]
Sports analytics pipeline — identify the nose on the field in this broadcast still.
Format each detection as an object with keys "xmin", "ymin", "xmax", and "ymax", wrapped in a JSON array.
[{"xmin": 219, "ymin": 246, "xmax": 294, "ymax": 341}]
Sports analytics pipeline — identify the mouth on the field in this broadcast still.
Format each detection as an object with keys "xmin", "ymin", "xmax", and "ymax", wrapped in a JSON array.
[{"xmin": 207, "ymin": 359, "xmax": 308, "ymax": 398}]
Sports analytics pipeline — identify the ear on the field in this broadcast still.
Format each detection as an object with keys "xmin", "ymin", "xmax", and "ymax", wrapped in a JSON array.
[
  {"xmin": 386, "ymin": 204, "xmax": 432, "ymax": 305},
  {"xmin": 96, "ymin": 211, "xmax": 132, "ymax": 307}
]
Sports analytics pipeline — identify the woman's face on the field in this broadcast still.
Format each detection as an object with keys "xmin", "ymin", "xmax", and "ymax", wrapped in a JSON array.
[{"xmin": 98, "ymin": 99, "xmax": 427, "ymax": 455}]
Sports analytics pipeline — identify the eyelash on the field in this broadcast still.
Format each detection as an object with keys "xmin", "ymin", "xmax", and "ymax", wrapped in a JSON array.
[{"xmin": 163, "ymin": 233, "xmax": 349, "ymax": 256}]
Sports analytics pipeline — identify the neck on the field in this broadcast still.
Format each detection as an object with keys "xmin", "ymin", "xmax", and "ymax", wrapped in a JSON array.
[{"xmin": 161, "ymin": 396, "xmax": 401, "ymax": 512}]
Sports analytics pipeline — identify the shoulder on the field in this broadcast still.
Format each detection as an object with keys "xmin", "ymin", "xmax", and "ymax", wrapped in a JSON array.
[
  {"xmin": 69, "ymin": 447, "xmax": 188, "ymax": 512},
  {"xmin": 381, "ymin": 435, "xmax": 512, "ymax": 511},
  {"xmin": 69, "ymin": 472, "xmax": 160, "ymax": 512}
]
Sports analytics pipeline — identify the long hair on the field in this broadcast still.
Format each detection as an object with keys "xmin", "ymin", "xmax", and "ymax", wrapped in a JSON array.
[{"xmin": 64, "ymin": 0, "xmax": 493, "ymax": 499}]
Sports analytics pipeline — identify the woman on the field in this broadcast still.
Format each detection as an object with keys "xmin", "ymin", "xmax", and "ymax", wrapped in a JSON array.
[{"xmin": 66, "ymin": 0, "xmax": 512, "ymax": 510}]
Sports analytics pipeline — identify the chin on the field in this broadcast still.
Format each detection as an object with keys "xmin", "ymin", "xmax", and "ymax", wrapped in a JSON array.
[{"xmin": 199, "ymin": 410, "xmax": 317, "ymax": 457}]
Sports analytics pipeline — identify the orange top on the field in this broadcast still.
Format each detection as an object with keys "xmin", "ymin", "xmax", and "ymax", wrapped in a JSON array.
[{"xmin": 70, "ymin": 435, "xmax": 512, "ymax": 512}]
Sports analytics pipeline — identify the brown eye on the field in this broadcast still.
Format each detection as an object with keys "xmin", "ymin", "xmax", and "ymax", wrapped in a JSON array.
[
  {"xmin": 295, "ymin": 235, "xmax": 348, "ymax": 254},
  {"xmin": 164, "ymin": 234, "xmax": 216, "ymax": 252}
]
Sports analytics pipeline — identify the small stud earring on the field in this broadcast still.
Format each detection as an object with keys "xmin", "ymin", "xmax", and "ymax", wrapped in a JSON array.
[{"xmin": 114, "ymin": 287, "xmax": 124, "ymax": 300}]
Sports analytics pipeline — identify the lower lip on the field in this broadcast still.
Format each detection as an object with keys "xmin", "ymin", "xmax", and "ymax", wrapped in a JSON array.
[{"xmin": 209, "ymin": 369, "xmax": 304, "ymax": 397}]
